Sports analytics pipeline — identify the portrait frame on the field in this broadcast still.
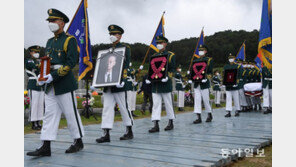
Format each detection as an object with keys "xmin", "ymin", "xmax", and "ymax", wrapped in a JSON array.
[
  {"xmin": 223, "ymin": 68, "xmax": 238, "ymax": 86},
  {"xmin": 92, "ymin": 47, "xmax": 126, "ymax": 88}
]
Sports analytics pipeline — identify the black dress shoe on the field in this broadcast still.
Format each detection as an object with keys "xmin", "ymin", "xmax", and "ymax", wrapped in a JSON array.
[
  {"xmin": 164, "ymin": 119, "xmax": 174, "ymax": 131},
  {"xmin": 27, "ymin": 141, "xmax": 51, "ymax": 157},
  {"xmin": 149, "ymin": 121, "xmax": 159, "ymax": 133},
  {"xmin": 65, "ymin": 138, "xmax": 84, "ymax": 153},
  {"xmin": 96, "ymin": 129, "xmax": 110, "ymax": 143},
  {"xmin": 193, "ymin": 113, "xmax": 202, "ymax": 124},
  {"xmin": 205, "ymin": 113, "xmax": 213, "ymax": 122},
  {"xmin": 120, "ymin": 126, "xmax": 134, "ymax": 140},
  {"xmin": 234, "ymin": 111, "xmax": 240, "ymax": 117},
  {"xmin": 178, "ymin": 107, "xmax": 184, "ymax": 111},
  {"xmin": 225, "ymin": 111, "xmax": 231, "ymax": 117}
]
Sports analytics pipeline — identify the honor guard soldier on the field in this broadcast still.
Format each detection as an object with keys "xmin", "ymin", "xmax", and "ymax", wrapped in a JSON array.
[
  {"xmin": 262, "ymin": 64, "xmax": 272, "ymax": 114},
  {"xmin": 175, "ymin": 65, "xmax": 185, "ymax": 111},
  {"xmin": 244, "ymin": 61, "xmax": 253, "ymax": 111},
  {"xmin": 126, "ymin": 63, "xmax": 139, "ymax": 117},
  {"xmin": 96, "ymin": 25, "xmax": 134, "ymax": 143},
  {"xmin": 212, "ymin": 70, "xmax": 221, "ymax": 107},
  {"xmin": 25, "ymin": 45, "xmax": 44, "ymax": 130},
  {"xmin": 188, "ymin": 44, "xmax": 213, "ymax": 124},
  {"xmin": 27, "ymin": 9, "xmax": 84, "ymax": 157},
  {"xmin": 236, "ymin": 59, "xmax": 248, "ymax": 112},
  {"xmin": 223, "ymin": 54, "xmax": 242, "ymax": 117},
  {"xmin": 138, "ymin": 74, "xmax": 153, "ymax": 114},
  {"xmin": 146, "ymin": 36, "xmax": 176, "ymax": 133}
]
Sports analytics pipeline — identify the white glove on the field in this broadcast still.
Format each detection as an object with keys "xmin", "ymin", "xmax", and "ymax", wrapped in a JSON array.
[
  {"xmin": 161, "ymin": 77, "xmax": 168, "ymax": 82},
  {"xmin": 37, "ymin": 74, "xmax": 45, "ymax": 86},
  {"xmin": 187, "ymin": 71, "xmax": 190, "ymax": 75},
  {"xmin": 44, "ymin": 74, "xmax": 53, "ymax": 84},
  {"xmin": 233, "ymin": 84, "xmax": 238, "ymax": 87},
  {"xmin": 145, "ymin": 79, "xmax": 151, "ymax": 84},
  {"xmin": 201, "ymin": 79, "xmax": 207, "ymax": 83},
  {"xmin": 133, "ymin": 81, "xmax": 138, "ymax": 86},
  {"xmin": 116, "ymin": 81, "xmax": 125, "ymax": 88},
  {"xmin": 139, "ymin": 65, "xmax": 143, "ymax": 70},
  {"xmin": 182, "ymin": 85, "xmax": 186, "ymax": 88},
  {"xmin": 188, "ymin": 80, "xmax": 192, "ymax": 84},
  {"xmin": 90, "ymin": 86, "xmax": 96, "ymax": 91}
]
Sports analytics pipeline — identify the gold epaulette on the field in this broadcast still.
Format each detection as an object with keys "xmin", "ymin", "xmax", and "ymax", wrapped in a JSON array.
[
  {"xmin": 58, "ymin": 65, "xmax": 71, "ymax": 76},
  {"xmin": 63, "ymin": 35, "xmax": 76, "ymax": 53},
  {"xmin": 168, "ymin": 51, "xmax": 175, "ymax": 63}
]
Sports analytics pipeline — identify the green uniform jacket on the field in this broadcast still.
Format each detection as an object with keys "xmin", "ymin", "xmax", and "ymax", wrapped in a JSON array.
[
  {"xmin": 238, "ymin": 68, "xmax": 246, "ymax": 89},
  {"xmin": 103, "ymin": 42, "xmax": 131, "ymax": 93},
  {"xmin": 262, "ymin": 66, "xmax": 272, "ymax": 89},
  {"xmin": 151, "ymin": 50, "xmax": 176, "ymax": 93},
  {"xmin": 45, "ymin": 32, "xmax": 79, "ymax": 95},
  {"xmin": 25, "ymin": 58, "xmax": 42, "ymax": 91},
  {"xmin": 212, "ymin": 75, "xmax": 221, "ymax": 91},
  {"xmin": 193, "ymin": 56, "xmax": 213, "ymax": 90},
  {"xmin": 223, "ymin": 63, "xmax": 243, "ymax": 91},
  {"xmin": 175, "ymin": 72, "xmax": 184, "ymax": 91}
]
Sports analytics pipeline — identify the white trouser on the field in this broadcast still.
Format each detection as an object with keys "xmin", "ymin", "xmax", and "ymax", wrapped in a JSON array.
[
  {"xmin": 238, "ymin": 88, "xmax": 248, "ymax": 107},
  {"xmin": 177, "ymin": 91, "xmax": 185, "ymax": 107},
  {"xmin": 28, "ymin": 90, "xmax": 44, "ymax": 121},
  {"xmin": 214, "ymin": 90, "xmax": 221, "ymax": 104},
  {"xmin": 40, "ymin": 88, "xmax": 84, "ymax": 141},
  {"xmin": 127, "ymin": 90, "xmax": 137, "ymax": 111},
  {"xmin": 193, "ymin": 86, "xmax": 212, "ymax": 114},
  {"xmin": 263, "ymin": 85, "xmax": 272, "ymax": 108},
  {"xmin": 151, "ymin": 93, "xmax": 175, "ymax": 121},
  {"xmin": 226, "ymin": 90, "xmax": 240, "ymax": 111},
  {"xmin": 101, "ymin": 90, "xmax": 133, "ymax": 129}
]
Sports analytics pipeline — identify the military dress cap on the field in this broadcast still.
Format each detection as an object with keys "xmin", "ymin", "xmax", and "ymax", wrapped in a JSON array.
[
  {"xmin": 228, "ymin": 53, "xmax": 235, "ymax": 59},
  {"xmin": 198, "ymin": 44, "xmax": 208, "ymax": 51},
  {"xmin": 46, "ymin": 8, "xmax": 69, "ymax": 23},
  {"xmin": 156, "ymin": 35, "xmax": 168, "ymax": 43},
  {"xmin": 28, "ymin": 45, "xmax": 41, "ymax": 53},
  {"xmin": 108, "ymin": 24, "xmax": 124, "ymax": 34}
]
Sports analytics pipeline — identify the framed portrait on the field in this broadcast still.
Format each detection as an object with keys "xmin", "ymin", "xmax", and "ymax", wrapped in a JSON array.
[
  {"xmin": 223, "ymin": 68, "xmax": 238, "ymax": 86},
  {"xmin": 148, "ymin": 54, "xmax": 169, "ymax": 82},
  {"xmin": 92, "ymin": 47, "xmax": 125, "ymax": 88},
  {"xmin": 190, "ymin": 61, "xmax": 208, "ymax": 83}
]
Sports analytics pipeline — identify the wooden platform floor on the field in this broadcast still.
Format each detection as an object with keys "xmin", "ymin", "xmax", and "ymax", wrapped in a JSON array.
[{"xmin": 25, "ymin": 108, "xmax": 272, "ymax": 167}]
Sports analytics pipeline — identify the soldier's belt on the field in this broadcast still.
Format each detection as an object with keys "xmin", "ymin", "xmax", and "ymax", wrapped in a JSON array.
[{"xmin": 51, "ymin": 65, "xmax": 62, "ymax": 70}]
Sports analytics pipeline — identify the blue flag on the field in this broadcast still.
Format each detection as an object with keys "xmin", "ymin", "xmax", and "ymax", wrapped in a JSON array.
[
  {"xmin": 258, "ymin": 0, "xmax": 272, "ymax": 69},
  {"xmin": 67, "ymin": 0, "xmax": 92, "ymax": 81},
  {"xmin": 235, "ymin": 41, "xmax": 245, "ymax": 62},
  {"xmin": 193, "ymin": 28, "xmax": 204, "ymax": 58},
  {"xmin": 255, "ymin": 54, "xmax": 263, "ymax": 72},
  {"xmin": 150, "ymin": 14, "xmax": 165, "ymax": 52}
]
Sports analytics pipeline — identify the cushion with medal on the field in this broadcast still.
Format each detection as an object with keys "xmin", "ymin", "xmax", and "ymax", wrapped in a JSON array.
[
  {"xmin": 148, "ymin": 54, "xmax": 169, "ymax": 82},
  {"xmin": 223, "ymin": 69, "xmax": 238, "ymax": 86},
  {"xmin": 190, "ymin": 61, "xmax": 207, "ymax": 83}
]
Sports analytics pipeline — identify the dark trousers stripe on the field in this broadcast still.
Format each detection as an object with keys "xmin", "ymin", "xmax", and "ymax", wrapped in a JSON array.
[
  {"xmin": 124, "ymin": 91, "xmax": 133, "ymax": 125},
  {"xmin": 71, "ymin": 91, "xmax": 83, "ymax": 138},
  {"xmin": 171, "ymin": 92, "xmax": 176, "ymax": 119}
]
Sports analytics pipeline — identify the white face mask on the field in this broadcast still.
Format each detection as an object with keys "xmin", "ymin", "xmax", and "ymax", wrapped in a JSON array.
[
  {"xmin": 129, "ymin": 62, "xmax": 132, "ymax": 67},
  {"xmin": 199, "ymin": 51, "xmax": 205, "ymax": 56},
  {"xmin": 229, "ymin": 59, "xmax": 234, "ymax": 63},
  {"xmin": 48, "ymin": 22, "xmax": 59, "ymax": 33},
  {"xmin": 110, "ymin": 35, "xmax": 118, "ymax": 43},
  {"xmin": 156, "ymin": 44, "xmax": 164, "ymax": 50},
  {"xmin": 32, "ymin": 53, "xmax": 39, "ymax": 59}
]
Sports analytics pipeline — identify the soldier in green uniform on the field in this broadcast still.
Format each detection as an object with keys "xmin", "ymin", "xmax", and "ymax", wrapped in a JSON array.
[
  {"xmin": 223, "ymin": 54, "xmax": 242, "ymax": 117},
  {"xmin": 262, "ymin": 64, "xmax": 272, "ymax": 114},
  {"xmin": 126, "ymin": 63, "xmax": 139, "ymax": 117},
  {"xmin": 236, "ymin": 59, "xmax": 248, "ymax": 112},
  {"xmin": 96, "ymin": 25, "xmax": 134, "ymax": 143},
  {"xmin": 25, "ymin": 45, "xmax": 44, "ymax": 130},
  {"xmin": 145, "ymin": 36, "xmax": 176, "ymax": 133},
  {"xmin": 27, "ymin": 9, "xmax": 84, "ymax": 157},
  {"xmin": 243, "ymin": 61, "xmax": 253, "ymax": 111},
  {"xmin": 212, "ymin": 70, "xmax": 221, "ymax": 107},
  {"xmin": 188, "ymin": 45, "xmax": 213, "ymax": 123},
  {"xmin": 175, "ymin": 65, "xmax": 185, "ymax": 111}
]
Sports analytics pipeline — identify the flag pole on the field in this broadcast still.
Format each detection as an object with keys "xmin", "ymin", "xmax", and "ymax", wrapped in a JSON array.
[
  {"xmin": 188, "ymin": 26, "xmax": 204, "ymax": 72},
  {"xmin": 66, "ymin": 0, "xmax": 84, "ymax": 33}
]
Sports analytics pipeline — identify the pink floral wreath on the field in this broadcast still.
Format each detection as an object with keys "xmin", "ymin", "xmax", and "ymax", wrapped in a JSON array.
[
  {"xmin": 192, "ymin": 62, "xmax": 207, "ymax": 80},
  {"xmin": 150, "ymin": 56, "xmax": 167, "ymax": 79}
]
